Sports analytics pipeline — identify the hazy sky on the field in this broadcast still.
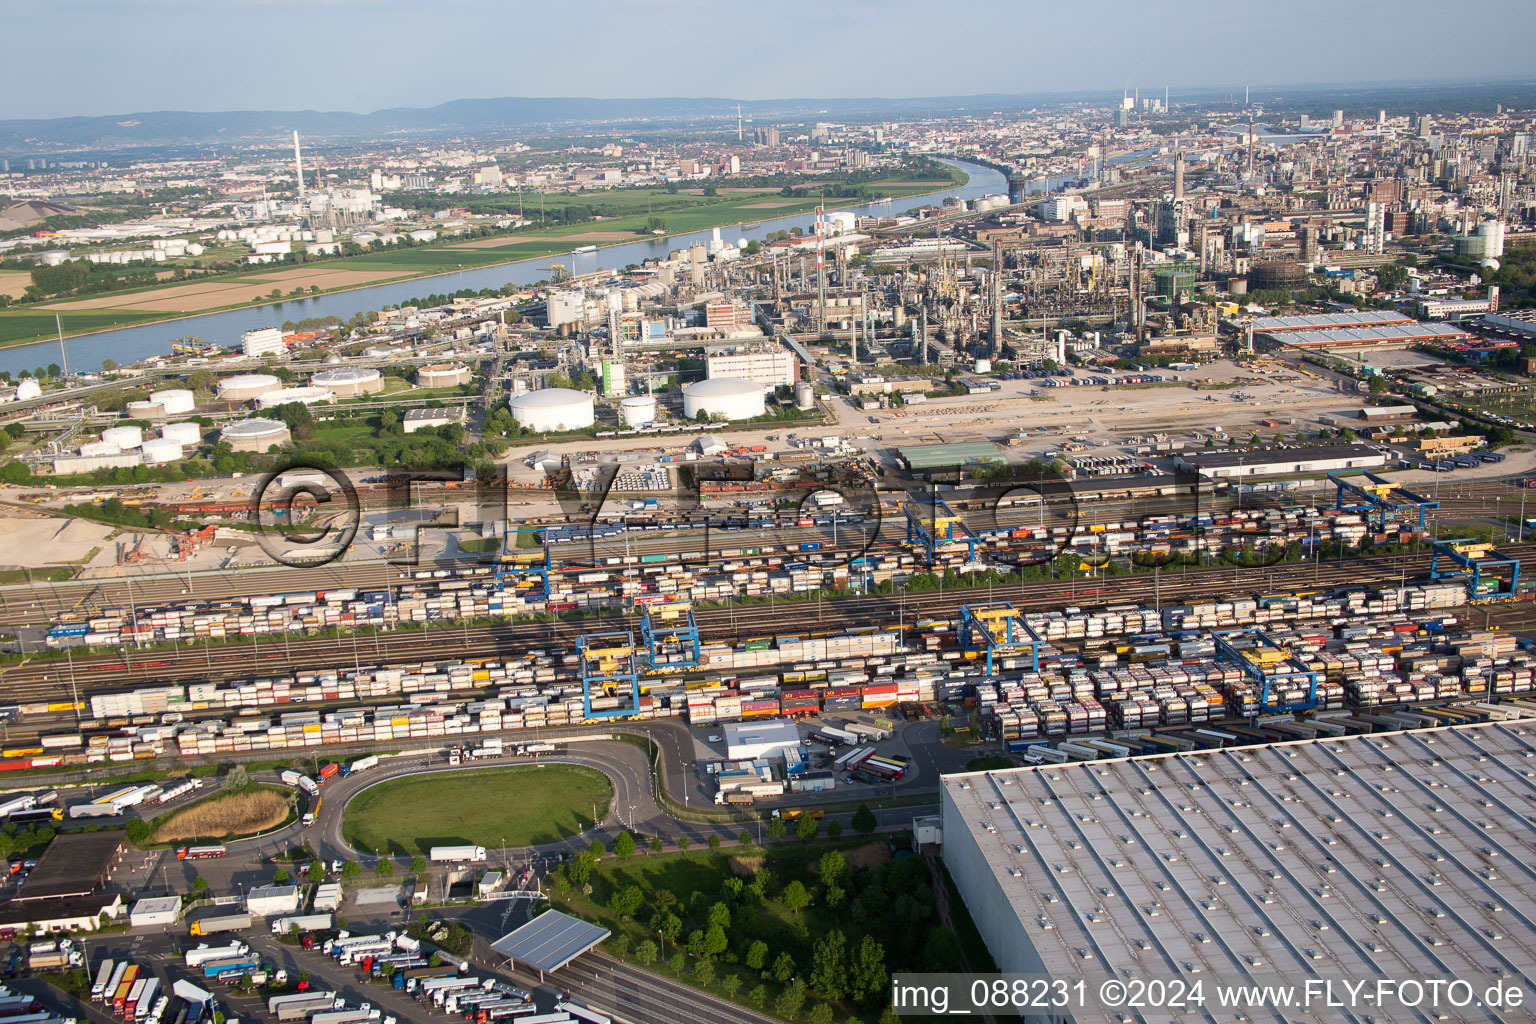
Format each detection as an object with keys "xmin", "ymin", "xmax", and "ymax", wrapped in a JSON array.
[{"xmin": 7, "ymin": 0, "xmax": 1534, "ymax": 120}]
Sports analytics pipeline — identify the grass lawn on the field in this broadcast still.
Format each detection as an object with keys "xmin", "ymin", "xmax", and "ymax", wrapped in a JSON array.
[
  {"xmin": 0, "ymin": 309, "xmax": 165, "ymax": 347},
  {"xmin": 342, "ymin": 763, "xmax": 611, "ymax": 856}
]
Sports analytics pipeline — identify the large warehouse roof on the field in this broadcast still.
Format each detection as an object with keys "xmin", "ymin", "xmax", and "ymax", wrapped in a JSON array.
[
  {"xmin": 899, "ymin": 441, "xmax": 1005, "ymax": 472},
  {"xmin": 490, "ymin": 909, "xmax": 609, "ymax": 975},
  {"xmin": 16, "ymin": 829, "xmax": 123, "ymax": 901},
  {"xmin": 1269, "ymin": 323, "xmax": 1469, "ymax": 348},
  {"xmin": 1249, "ymin": 311, "xmax": 1416, "ymax": 331},
  {"xmin": 941, "ymin": 721, "xmax": 1536, "ymax": 1018}
]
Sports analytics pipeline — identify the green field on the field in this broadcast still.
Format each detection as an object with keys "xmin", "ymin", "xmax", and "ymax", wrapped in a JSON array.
[
  {"xmin": 0, "ymin": 309, "xmax": 165, "ymax": 347},
  {"xmin": 341, "ymin": 764, "xmax": 612, "ymax": 856}
]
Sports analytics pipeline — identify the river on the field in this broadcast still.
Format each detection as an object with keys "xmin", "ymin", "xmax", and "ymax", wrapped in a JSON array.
[{"xmin": 1, "ymin": 159, "xmax": 1004, "ymax": 376}]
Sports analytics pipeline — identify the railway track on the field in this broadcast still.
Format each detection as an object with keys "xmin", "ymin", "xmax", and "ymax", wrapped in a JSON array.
[{"xmin": 0, "ymin": 546, "xmax": 1486, "ymax": 712}]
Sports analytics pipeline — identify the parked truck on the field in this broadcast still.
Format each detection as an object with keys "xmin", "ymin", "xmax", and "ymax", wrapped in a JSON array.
[
  {"xmin": 202, "ymin": 954, "xmax": 260, "ymax": 980},
  {"xmin": 271, "ymin": 913, "xmax": 333, "ymax": 934},
  {"xmin": 189, "ymin": 913, "xmax": 251, "ymax": 937},
  {"xmin": 347, "ymin": 755, "xmax": 379, "ymax": 775},
  {"xmin": 268, "ymin": 992, "xmax": 338, "ymax": 1021},
  {"xmin": 27, "ymin": 939, "xmax": 81, "ymax": 970},
  {"xmin": 184, "ymin": 943, "xmax": 248, "ymax": 968},
  {"xmin": 428, "ymin": 845, "xmax": 486, "ymax": 864},
  {"xmin": 90, "ymin": 958, "xmax": 116, "ymax": 1000}
]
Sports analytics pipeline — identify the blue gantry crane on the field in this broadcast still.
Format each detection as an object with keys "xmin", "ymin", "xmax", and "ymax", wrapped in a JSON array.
[
  {"xmin": 576, "ymin": 630, "xmax": 641, "ymax": 719},
  {"xmin": 1430, "ymin": 539, "xmax": 1521, "ymax": 601},
  {"xmin": 902, "ymin": 498, "xmax": 978, "ymax": 564},
  {"xmin": 641, "ymin": 599, "xmax": 700, "ymax": 669},
  {"xmin": 958, "ymin": 602, "xmax": 1045, "ymax": 674},
  {"xmin": 1327, "ymin": 471, "xmax": 1439, "ymax": 532},
  {"xmin": 495, "ymin": 524, "xmax": 550, "ymax": 600},
  {"xmin": 1214, "ymin": 627, "xmax": 1319, "ymax": 714}
]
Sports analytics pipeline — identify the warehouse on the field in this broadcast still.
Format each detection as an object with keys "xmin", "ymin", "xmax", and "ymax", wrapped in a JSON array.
[
  {"xmin": 129, "ymin": 895, "xmax": 181, "ymax": 928},
  {"xmin": 899, "ymin": 441, "xmax": 1006, "ymax": 473},
  {"xmin": 245, "ymin": 884, "xmax": 301, "ymax": 917},
  {"xmin": 1174, "ymin": 443, "xmax": 1384, "ymax": 478},
  {"xmin": 940, "ymin": 721, "xmax": 1536, "ymax": 1022},
  {"xmin": 15, "ymin": 830, "xmax": 124, "ymax": 902},
  {"xmin": 723, "ymin": 720, "xmax": 802, "ymax": 761}
]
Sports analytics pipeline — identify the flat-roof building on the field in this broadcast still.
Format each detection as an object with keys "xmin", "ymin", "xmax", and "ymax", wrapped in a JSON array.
[
  {"xmin": 1174, "ymin": 444, "xmax": 1385, "ymax": 478},
  {"xmin": 15, "ymin": 830, "xmax": 123, "ymax": 901},
  {"xmin": 941, "ymin": 722, "xmax": 1536, "ymax": 1022},
  {"xmin": 899, "ymin": 441, "xmax": 1006, "ymax": 473},
  {"xmin": 724, "ymin": 720, "xmax": 802, "ymax": 762}
]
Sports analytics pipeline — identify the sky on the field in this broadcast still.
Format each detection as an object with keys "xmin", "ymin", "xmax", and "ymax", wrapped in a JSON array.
[{"xmin": 7, "ymin": 0, "xmax": 1535, "ymax": 121}]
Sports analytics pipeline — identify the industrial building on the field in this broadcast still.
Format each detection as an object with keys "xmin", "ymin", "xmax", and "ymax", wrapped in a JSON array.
[
  {"xmin": 402, "ymin": 407, "xmax": 466, "ymax": 433},
  {"xmin": 1250, "ymin": 311, "xmax": 1470, "ymax": 349},
  {"xmin": 940, "ymin": 722, "xmax": 1536, "ymax": 1022},
  {"xmin": 508, "ymin": 388, "xmax": 595, "ymax": 432},
  {"xmin": 1175, "ymin": 444, "xmax": 1385, "ymax": 478},
  {"xmin": 220, "ymin": 417, "xmax": 291, "ymax": 452},
  {"xmin": 682, "ymin": 377, "xmax": 765, "ymax": 421},
  {"xmin": 245, "ymin": 884, "xmax": 301, "ymax": 918},
  {"xmin": 129, "ymin": 896, "xmax": 181, "ymax": 928},
  {"xmin": 217, "ymin": 373, "xmax": 283, "ymax": 402},
  {"xmin": 704, "ymin": 343, "xmax": 798, "ymax": 387},
  {"xmin": 14, "ymin": 830, "xmax": 124, "ymax": 902},
  {"xmin": 899, "ymin": 441, "xmax": 1006, "ymax": 473},
  {"xmin": 310, "ymin": 367, "xmax": 383, "ymax": 397},
  {"xmin": 241, "ymin": 327, "xmax": 285, "ymax": 358},
  {"xmin": 723, "ymin": 720, "xmax": 802, "ymax": 762},
  {"xmin": 416, "ymin": 363, "xmax": 472, "ymax": 388}
]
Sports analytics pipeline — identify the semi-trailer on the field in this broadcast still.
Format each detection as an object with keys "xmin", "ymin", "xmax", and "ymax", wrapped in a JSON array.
[
  {"xmin": 268, "ymin": 992, "xmax": 339, "ymax": 1021},
  {"xmin": 271, "ymin": 913, "xmax": 333, "ymax": 934},
  {"xmin": 428, "ymin": 845, "xmax": 486, "ymax": 863},
  {"xmin": 183, "ymin": 943, "xmax": 248, "ymax": 967},
  {"xmin": 91, "ymin": 958, "xmax": 116, "ymax": 1000},
  {"xmin": 202, "ymin": 955, "xmax": 260, "ymax": 980},
  {"xmin": 189, "ymin": 913, "xmax": 251, "ymax": 937}
]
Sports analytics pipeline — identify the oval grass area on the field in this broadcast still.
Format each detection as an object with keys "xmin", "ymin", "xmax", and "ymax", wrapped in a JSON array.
[
  {"xmin": 153, "ymin": 785, "xmax": 294, "ymax": 844},
  {"xmin": 341, "ymin": 764, "xmax": 613, "ymax": 857}
]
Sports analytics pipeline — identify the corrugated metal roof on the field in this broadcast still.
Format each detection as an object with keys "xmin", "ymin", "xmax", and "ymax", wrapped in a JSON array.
[
  {"xmin": 1250, "ymin": 311, "xmax": 1415, "ymax": 331},
  {"xmin": 941, "ymin": 720, "xmax": 1536, "ymax": 1016},
  {"xmin": 1277, "ymin": 323, "xmax": 1467, "ymax": 346},
  {"xmin": 490, "ymin": 909, "xmax": 609, "ymax": 973},
  {"xmin": 900, "ymin": 442, "xmax": 1005, "ymax": 470}
]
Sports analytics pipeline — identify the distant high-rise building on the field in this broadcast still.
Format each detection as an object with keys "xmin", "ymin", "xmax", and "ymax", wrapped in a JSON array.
[{"xmin": 1333, "ymin": 109, "xmax": 1344, "ymax": 128}]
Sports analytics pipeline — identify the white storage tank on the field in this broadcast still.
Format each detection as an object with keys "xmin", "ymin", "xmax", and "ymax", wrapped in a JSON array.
[
  {"xmin": 79, "ymin": 441, "xmax": 119, "ymax": 458},
  {"xmin": 140, "ymin": 438, "xmax": 184, "ymax": 464},
  {"xmin": 507, "ymin": 388, "xmax": 595, "ymax": 432},
  {"xmin": 620, "ymin": 395, "xmax": 657, "ymax": 428},
  {"xmin": 975, "ymin": 358, "xmax": 992, "ymax": 373},
  {"xmin": 125, "ymin": 400, "xmax": 165, "ymax": 418},
  {"xmin": 682, "ymin": 377, "xmax": 765, "ymax": 421},
  {"xmin": 101, "ymin": 425, "xmax": 144, "ymax": 450},
  {"xmin": 160, "ymin": 422, "xmax": 201, "ymax": 445},
  {"xmin": 794, "ymin": 381, "xmax": 816, "ymax": 410},
  {"xmin": 149, "ymin": 388, "xmax": 195, "ymax": 415},
  {"xmin": 217, "ymin": 373, "xmax": 283, "ymax": 401},
  {"xmin": 256, "ymin": 386, "xmax": 335, "ymax": 409},
  {"xmin": 221, "ymin": 418, "xmax": 291, "ymax": 452},
  {"xmin": 310, "ymin": 367, "xmax": 383, "ymax": 398},
  {"xmin": 416, "ymin": 363, "xmax": 472, "ymax": 388}
]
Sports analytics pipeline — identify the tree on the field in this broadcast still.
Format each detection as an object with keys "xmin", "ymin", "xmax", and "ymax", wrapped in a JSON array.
[
  {"xmin": 818, "ymin": 850, "xmax": 847, "ymax": 887},
  {"xmin": 737, "ymin": 829, "xmax": 751, "ymax": 845},
  {"xmin": 719, "ymin": 973, "xmax": 742, "ymax": 999},
  {"xmin": 224, "ymin": 764, "xmax": 250, "ymax": 793},
  {"xmin": 692, "ymin": 958, "xmax": 716, "ymax": 986},
  {"xmin": 410, "ymin": 856, "xmax": 427, "ymax": 874},
  {"xmin": 806, "ymin": 1004, "xmax": 835, "ymax": 1024},
  {"xmin": 707, "ymin": 833, "xmax": 721, "ymax": 852},
  {"xmin": 702, "ymin": 923, "xmax": 728, "ymax": 958},
  {"xmin": 707, "ymin": 901, "xmax": 731, "ymax": 930},
  {"xmin": 650, "ymin": 837, "xmax": 663, "ymax": 854},
  {"xmin": 307, "ymin": 861, "xmax": 324, "ymax": 883},
  {"xmin": 124, "ymin": 819, "xmax": 152, "ymax": 845},
  {"xmin": 774, "ymin": 980, "xmax": 807, "ymax": 1020},
  {"xmin": 192, "ymin": 876, "xmax": 209, "ymax": 894},
  {"xmin": 781, "ymin": 880, "xmax": 810, "ymax": 915},
  {"xmin": 589, "ymin": 839, "xmax": 606, "ymax": 859},
  {"xmin": 771, "ymin": 951, "xmax": 797, "ymax": 983},
  {"xmin": 273, "ymin": 868, "xmax": 289, "ymax": 884},
  {"xmin": 852, "ymin": 803, "xmax": 877, "ymax": 834},
  {"xmin": 745, "ymin": 940, "xmax": 768, "ymax": 971},
  {"xmin": 767, "ymin": 817, "xmax": 787, "ymax": 840},
  {"xmin": 677, "ymin": 835, "xmax": 690, "ymax": 854},
  {"xmin": 101, "ymin": 358, "xmax": 117, "ymax": 372},
  {"xmin": 796, "ymin": 815, "xmax": 819, "ymax": 841},
  {"xmin": 749, "ymin": 984, "xmax": 768, "ymax": 1008},
  {"xmin": 342, "ymin": 860, "xmax": 361, "ymax": 878},
  {"xmin": 921, "ymin": 927, "xmax": 963, "ymax": 972},
  {"xmin": 614, "ymin": 832, "xmax": 635, "ymax": 861},
  {"xmin": 634, "ymin": 939, "xmax": 658, "ymax": 966},
  {"xmin": 851, "ymin": 935, "xmax": 888, "ymax": 1003},
  {"xmin": 1369, "ymin": 374, "xmax": 1388, "ymax": 395},
  {"xmin": 46, "ymin": 363, "xmax": 60, "ymax": 379},
  {"xmin": 608, "ymin": 884, "xmax": 644, "ymax": 919},
  {"xmin": 810, "ymin": 931, "xmax": 848, "ymax": 1000},
  {"xmin": 375, "ymin": 858, "xmax": 394, "ymax": 876},
  {"xmin": 826, "ymin": 819, "xmax": 843, "ymax": 838}
]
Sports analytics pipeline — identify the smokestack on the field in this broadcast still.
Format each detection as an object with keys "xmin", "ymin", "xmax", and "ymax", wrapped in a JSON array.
[
  {"xmin": 1173, "ymin": 150, "xmax": 1184, "ymax": 203},
  {"xmin": 292, "ymin": 130, "xmax": 306, "ymax": 202}
]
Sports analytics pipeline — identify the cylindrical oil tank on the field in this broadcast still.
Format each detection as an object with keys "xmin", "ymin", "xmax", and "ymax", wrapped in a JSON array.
[
  {"xmin": 101, "ymin": 426, "xmax": 144, "ymax": 450},
  {"xmin": 160, "ymin": 422, "xmax": 201, "ymax": 445},
  {"xmin": 620, "ymin": 395, "xmax": 657, "ymax": 428},
  {"xmin": 682, "ymin": 377, "xmax": 765, "ymax": 421},
  {"xmin": 139, "ymin": 438, "xmax": 184, "ymax": 464}
]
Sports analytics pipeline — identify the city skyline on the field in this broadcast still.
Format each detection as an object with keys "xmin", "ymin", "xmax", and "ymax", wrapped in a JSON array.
[{"xmin": 7, "ymin": 0, "xmax": 1535, "ymax": 121}]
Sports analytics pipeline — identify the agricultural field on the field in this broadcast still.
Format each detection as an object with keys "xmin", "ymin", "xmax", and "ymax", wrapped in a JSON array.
[
  {"xmin": 341, "ymin": 763, "xmax": 611, "ymax": 856},
  {"xmin": 152, "ymin": 785, "xmax": 293, "ymax": 843}
]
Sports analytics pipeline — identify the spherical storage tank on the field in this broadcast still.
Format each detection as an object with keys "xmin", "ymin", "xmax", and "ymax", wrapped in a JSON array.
[
  {"xmin": 149, "ymin": 388, "xmax": 195, "ymax": 416},
  {"xmin": 160, "ymin": 422, "xmax": 201, "ymax": 446},
  {"xmin": 682, "ymin": 377, "xmax": 765, "ymax": 421},
  {"xmin": 310, "ymin": 367, "xmax": 383, "ymax": 398},
  {"xmin": 139, "ymin": 438, "xmax": 184, "ymax": 464},
  {"xmin": 218, "ymin": 373, "xmax": 282, "ymax": 401},
  {"xmin": 221, "ymin": 417, "xmax": 291, "ymax": 452},
  {"xmin": 101, "ymin": 426, "xmax": 143, "ymax": 450},
  {"xmin": 507, "ymin": 388, "xmax": 594, "ymax": 432},
  {"xmin": 620, "ymin": 395, "xmax": 657, "ymax": 428}
]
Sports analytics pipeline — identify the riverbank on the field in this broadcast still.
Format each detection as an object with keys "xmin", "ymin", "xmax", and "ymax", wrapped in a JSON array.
[{"xmin": 0, "ymin": 173, "xmax": 966, "ymax": 351}]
